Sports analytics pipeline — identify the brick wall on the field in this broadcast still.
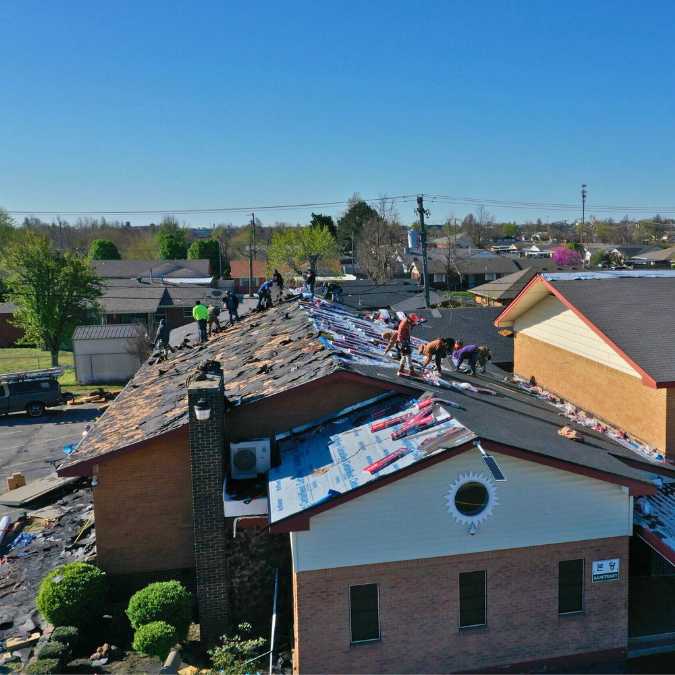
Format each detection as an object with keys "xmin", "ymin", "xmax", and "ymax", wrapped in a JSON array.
[
  {"xmin": 293, "ymin": 537, "xmax": 629, "ymax": 674},
  {"xmin": 92, "ymin": 374, "xmax": 406, "ymax": 577},
  {"xmin": 93, "ymin": 431, "xmax": 194, "ymax": 575},
  {"xmin": 514, "ymin": 332, "xmax": 671, "ymax": 454}
]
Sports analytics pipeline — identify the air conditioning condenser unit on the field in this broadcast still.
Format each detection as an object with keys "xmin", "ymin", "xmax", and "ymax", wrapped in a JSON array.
[{"xmin": 230, "ymin": 439, "xmax": 271, "ymax": 480}]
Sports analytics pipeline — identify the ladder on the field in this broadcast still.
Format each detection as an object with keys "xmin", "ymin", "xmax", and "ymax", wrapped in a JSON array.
[{"xmin": 0, "ymin": 367, "xmax": 63, "ymax": 384}]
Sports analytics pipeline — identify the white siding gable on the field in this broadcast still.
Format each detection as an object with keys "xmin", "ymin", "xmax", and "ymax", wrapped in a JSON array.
[
  {"xmin": 291, "ymin": 450, "xmax": 632, "ymax": 572},
  {"xmin": 513, "ymin": 294, "xmax": 640, "ymax": 378}
]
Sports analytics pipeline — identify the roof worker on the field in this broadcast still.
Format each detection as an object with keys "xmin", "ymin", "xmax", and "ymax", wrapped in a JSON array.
[
  {"xmin": 224, "ymin": 291, "xmax": 240, "ymax": 324},
  {"xmin": 272, "ymin": 268, "xmax": 284, "ymax": 291},
  {"xmin": 477, "ymin": 345, "xmax": 492, "ymax": 374},
  {"xmin": 452, "ymin": 340, "xmax": 479, "ymax": 376},
  {"xmin": 153, "ymin": 318, "xmax": 173, "ymax": 353},
  {"xmin": 384, "ymin": 313, "xmax": 416, "ymax": 377},
  {"xmin": 207, "ymin": 303, "xmax": 220, "ymax": 337},
  {"xmin": 304, "ymin": 268, "xmax": 316, "ymax": 298},
  {"xmin": 419, "ymin": 337, "xmax": 454, "ymax": 374},
  {"xmin": 192, "ymin": 301, "xmax": 209, "ymax": 343},
  {"xmin": 257, "ymin": 279, "xmax": 272, "ymax": 310}
]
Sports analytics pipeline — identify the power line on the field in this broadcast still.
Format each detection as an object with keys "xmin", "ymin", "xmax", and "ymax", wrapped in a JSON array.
[
  {"xmin": 4, "ymin": 194, "xmax": 419, "ymax": 217},
  {"xmin": 7, "ymin": 192, "xmax": 675, "ymax": 218}
]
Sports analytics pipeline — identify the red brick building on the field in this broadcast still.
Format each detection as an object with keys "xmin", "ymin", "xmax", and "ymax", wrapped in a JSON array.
[{"xmin": 59, "ymin": 295, "xmax": 675, "ymax": 671}]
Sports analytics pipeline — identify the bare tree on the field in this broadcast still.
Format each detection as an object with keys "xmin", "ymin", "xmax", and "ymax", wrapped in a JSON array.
[
  {"xmin": 443, "ymin": 215, "xmax": 464, "ymax": 290},
  {"xmin": 356, "ymin": 198, "xmax": 405, "ymax": 282}
]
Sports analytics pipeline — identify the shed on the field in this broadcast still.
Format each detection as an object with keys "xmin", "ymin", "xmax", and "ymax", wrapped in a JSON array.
[{"xmin": 73, "ymin": 324, "xmax": 147, "ymax": 385}]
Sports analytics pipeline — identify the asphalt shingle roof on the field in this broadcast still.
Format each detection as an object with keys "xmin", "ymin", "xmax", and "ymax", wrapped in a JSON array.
[
  {"xmin": 60, "ymin": 295, "xmax": 665, "ymax": 491},
  {"xmin": 93, "ymin": 259, "xmax": 211, "ymax": 278},
  {"xmin": 411, "ymin": 308, "xmax": 513, "ymax": 365},
  {"xmin": 547, "ymin": 274, "xmax": 675, "ymax": 384},
  {"xmin": 60, "ymin": 300, "xmax": 338, "ymax": 471}
]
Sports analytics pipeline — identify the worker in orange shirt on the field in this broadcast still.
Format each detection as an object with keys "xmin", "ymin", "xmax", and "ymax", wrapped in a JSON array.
[
  {"xmin": 384, "ymin": 313, "xmax": 416, "ymax": 377},
  {"xmin": 419, "ymin": 337, "xmax": 454, "ymax": 374}
]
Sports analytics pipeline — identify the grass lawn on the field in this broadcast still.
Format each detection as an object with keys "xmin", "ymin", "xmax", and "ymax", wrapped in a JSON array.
[{"xmin": 0, "ymin": 347, "xmax": 123, "ymax": 395}]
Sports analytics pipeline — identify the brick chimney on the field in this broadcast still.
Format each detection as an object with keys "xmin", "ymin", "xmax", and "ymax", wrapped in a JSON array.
[{"xmin": 187, "ymin": 362, "xmax": 229, "ymax": 646}]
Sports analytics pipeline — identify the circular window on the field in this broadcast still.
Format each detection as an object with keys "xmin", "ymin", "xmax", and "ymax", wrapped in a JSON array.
[{"xmin": 454, "ymin": 482, "xmax": 489, "ymax": 516}]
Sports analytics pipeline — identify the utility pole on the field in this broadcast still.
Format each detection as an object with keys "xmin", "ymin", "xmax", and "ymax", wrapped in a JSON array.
[
  {"xmin": 416, "ymin": 195, "xmax": 431, "ymax": 308},
  {"xmin": 248, "ymin": 212, "xmax": 255, "ymax": 298},
  {"xmin": 581, "ymin": 184, "xmax": 587, "ymax": 267}
]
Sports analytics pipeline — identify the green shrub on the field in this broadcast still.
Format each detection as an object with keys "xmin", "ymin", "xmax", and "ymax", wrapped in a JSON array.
[
  {"xmin": 36, "ymin": 641, "xmax": 69, "ymax": 662},
  {"xmin": 25, "ymin": 659, "xmax": 61, "ymax": 674},
  {"xmin": 126, "ymin": 580, "xmax": 191, "ymax": 638},
  {"xmin": 209, "ymin": 622, "xmax": 267, "ymax": 675},
  {"xmin": 36, "ymin": 562, "xmax": 106, "ymax": 628},
  {"xmin": 50, "ymin": 625, "xmax": 79, "ymax": 649},
  {"xmin": 132, "ymin": 621, "xmax": 177, "ymax": 661}
]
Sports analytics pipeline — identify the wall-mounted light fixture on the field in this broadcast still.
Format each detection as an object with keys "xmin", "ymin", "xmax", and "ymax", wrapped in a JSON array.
[{"xmin": 194, "ymin": 398, "xmax": 211, "ymax": 422}]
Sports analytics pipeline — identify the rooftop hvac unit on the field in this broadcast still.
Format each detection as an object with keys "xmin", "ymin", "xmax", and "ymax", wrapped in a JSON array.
[{"xmin": 230, "ymin": 439, "xmax": 271, "ymax": 480}]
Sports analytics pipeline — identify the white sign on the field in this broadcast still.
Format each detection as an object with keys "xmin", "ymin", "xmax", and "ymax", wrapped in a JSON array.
[{"xmin": 592, "ymin": 558, "xmax": 620, "ymax": 582}]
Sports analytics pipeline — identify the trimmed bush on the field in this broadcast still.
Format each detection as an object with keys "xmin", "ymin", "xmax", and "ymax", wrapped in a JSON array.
[
  {"xmin": 36, "ymin": 562, "xmax": 106, "ymax": 628},
  {"xmin": 36, "ymin": 641, "xmax": 69, "ymax": 662},
  {"xmin": 126, "ymin": 580, "xmax": 191, "ymax": 638},
  {"xmin": 50, "ymin": 625, "xmax": 79, "ymax": 649},
  {"xmin": 132, "ymin": 621, "xmax": 177, "ymax": 661},
  {"xmin": 25, "ymin": 659, "xmax": 61, "ymax": 674}
]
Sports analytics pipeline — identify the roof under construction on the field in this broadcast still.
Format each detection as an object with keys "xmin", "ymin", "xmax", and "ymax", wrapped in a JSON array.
[{"xmin": 58, "ymin": 296, "xmax": 667, "ymax": 500}]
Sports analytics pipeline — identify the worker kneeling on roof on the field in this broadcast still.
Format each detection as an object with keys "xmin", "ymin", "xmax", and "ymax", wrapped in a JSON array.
[{"xmin": 419, "ymin": 337, "xmax": 454, "ymax": 374}]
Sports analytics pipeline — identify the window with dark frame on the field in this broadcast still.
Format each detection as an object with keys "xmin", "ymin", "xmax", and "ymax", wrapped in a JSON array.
[
  {"xmin": 559, "ymin": 559, "xmax": 584, "ymax": 614},
  {"xmin": 349, "ymin": 584, "xmax": 380, "ymax": 643},
  {"xmin": 459, "ymin": 570, "xmax": 486, "ymax": 628}
]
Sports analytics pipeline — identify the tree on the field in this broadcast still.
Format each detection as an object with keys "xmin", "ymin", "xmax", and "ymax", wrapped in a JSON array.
[
  {"xmin": 310, "ymin": 213, "xmax": 337, "ymax": 238},
  {"xmin": 356, "ymin": 215, "xmax": 403, "ymax": 282},
  {"xmin": 2, "ymin": 233, "xmax": 102, "ymax": 366},
  {"xmin": 443, "ymin": 217, "xmax": 464, "ymax": 289},
  {"xmin": 552, "ymin": 246, "xmax": 583, "ymax": 267},
  {"xmin": 336, "ymin": 196, "xmax": 378, "ymax": 255},
  {"xmin": 267, "ymin": 226, "xmax": 338, "ymax": 276},
  {"xmin": 156, "ymin": 217, "xmax": 187, "ymax": 259},
  {"xmin": 88, "ymin": 239, "xmax": 121, "ymax": 260},
  {"xmin": 187, "ymin": 239, "xmax": 221, "ymax": 276},
  {"xmin": 501, "ymin": 222, "xmax": 518, "ymax": 238}
]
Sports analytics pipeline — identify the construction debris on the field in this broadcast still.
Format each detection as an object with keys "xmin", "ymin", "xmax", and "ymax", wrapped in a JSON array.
[
  {"xmin": 0, "ymin": 474, "xmax": 78, "ymax": 507},
  {"xmin": 558, "ymin": 426, "xmax": 584, "ymax": 442},
  {"xmin": 6, "ymin": 473, "xmax": 27, "ymax": 492},
  {"xmin": 0, "ymin": 481, "xmax": 95, "ymax": 645}
]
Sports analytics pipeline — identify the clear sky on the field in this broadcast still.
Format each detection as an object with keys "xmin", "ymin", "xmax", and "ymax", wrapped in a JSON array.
[{"xmin": 3, "ymin": 1, "xmax": 675, "ymax": 227}]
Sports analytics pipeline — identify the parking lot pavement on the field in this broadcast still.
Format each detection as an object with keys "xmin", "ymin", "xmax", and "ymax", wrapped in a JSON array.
[{"xmin": 0, "ymin": 404, "xmax": 100, "ymax": 518}]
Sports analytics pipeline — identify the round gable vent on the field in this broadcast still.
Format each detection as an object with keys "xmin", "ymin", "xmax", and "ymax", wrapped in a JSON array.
[{"xmin": 447, "ymin": 472, "xmax": 498, "ymax": 530}]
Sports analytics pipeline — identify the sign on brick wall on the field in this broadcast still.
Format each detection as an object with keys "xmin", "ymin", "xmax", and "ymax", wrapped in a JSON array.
[{"xmin": 592, "ymin": 558, "xmax": 620, "ymax": 582}]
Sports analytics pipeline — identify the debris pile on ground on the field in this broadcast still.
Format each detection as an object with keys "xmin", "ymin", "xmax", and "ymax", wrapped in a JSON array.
[
  {"xmin": 0, "ymin": 482, "xmax": 95, "ymax": 654},
  {"xmin": 67, "ymin": 389, "xmax": 118, "ymax": 406}
]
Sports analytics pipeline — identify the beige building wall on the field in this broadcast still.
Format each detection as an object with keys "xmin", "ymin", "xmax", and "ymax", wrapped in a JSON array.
[{"xmin": 514, "ymin": 333, "xmax": 669, "ymax": 453}]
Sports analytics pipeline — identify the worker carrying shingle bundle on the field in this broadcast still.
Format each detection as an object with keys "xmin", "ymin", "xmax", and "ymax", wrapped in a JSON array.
[
  {"xmin": 192, "ymin": 301, "xmax": 208, "ymax": 343},
  {"xmin": 419, "ymin": 337, "xmax": 454, "ymax": 374},
  {"xmin": 384, "ymin": 313, "xmax": 417, "ymax": 377}
]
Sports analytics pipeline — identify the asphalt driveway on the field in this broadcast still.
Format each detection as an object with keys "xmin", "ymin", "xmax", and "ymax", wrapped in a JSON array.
[{"xmin": 0, "ymin": 404, "xmax": 100, "ymax": 517}]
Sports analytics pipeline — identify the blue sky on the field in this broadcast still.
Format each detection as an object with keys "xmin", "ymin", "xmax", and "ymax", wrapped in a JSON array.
[{"xmin": 3, "ymin": 1, "xmax": 675, "ymax": 227}]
